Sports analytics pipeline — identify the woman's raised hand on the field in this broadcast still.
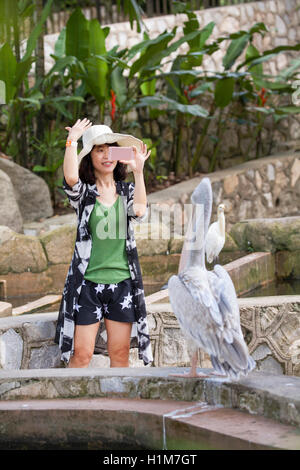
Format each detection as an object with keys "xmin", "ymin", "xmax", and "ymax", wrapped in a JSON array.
[
  {"xmin": 119, "ymin": 143, "xmax": 151, "ymax": 175},
  {"xmin": 65, "ymin": 118, "xmax": 93, "ymax": 142}
]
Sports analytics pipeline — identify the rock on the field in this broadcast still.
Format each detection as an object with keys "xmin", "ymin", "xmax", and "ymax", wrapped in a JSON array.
[
  {"xmin": 223, "ymin": 174, "xmax": 239, "ymax": 195},
  {"xmin": 275, "ymin": 250, "xmax": 300, "ymax": 279},
  {"xmin": 0, "ymin": 231, "xmax": 47, "ymax": 274},
  {"xmin": 136, "ymin": 238, "xmax": 169, "ymax": 256},
  {"xmin": 29, "ymin": 344, "xmax": 61, "ymax": 369},
  {"xmin": 262, "ymin": 192, "xmax": 273, "ymax": 209},
  {"xmin": 134, "ymin": 222, "xmax": 170, "ymax": 256},
  {"xmin": 275, "ymin": 15, "xmax": 287, "ymax": 36},
  {"xmin": 219, "ymin": 16, "xmax": 239, "ymax": 34},
  {"xmin": 134, "ymin": 222, "xmax": 170, "ymax": 240},
  {"xmin": 252, "ymin": 343, "xmax": 273, "ymax": 361},
  {"xmin": 0, "ymin": 225, "xmax": 15, "ymax": 244},
  {"xmin": 291, "ymin": 158, "xmax": 300, "ymax": 187},
  {"xmin": 230, "ymin": 216, "xmax": 300, "ymax": 252},
  {"xmin": 23, "ymin": 320, "xmax": 56, "ymax": 342},
  {"xmin": 238, "ymin": 200, "xmax": 252, "ymax": 220},
  {"xmin": 0, "ymin": 169, "xmax": 23, "ymax": 232},
  {"xmin": 0, "ymin": 301, "xmax": 12, "ymax": 318},
  {"xmin": 223, "ymin": 232, "xmax": 238, "ymax": 252},
  {"xmin": 255, "ymin": 171, "xmax": 262, "ymax": 189},
  {"xmin": 169, "ymin": 237, "xmax": 184, "ymax": 254},
  {"xmin": 39, "ymin": 225, "xmax": 76, "ymax": 264},
  {"xmin": 23, "ymin": 213, "xmax": 76, "ymax": 237},
  {"xmin": 245, "ymin": 4, "xmax": 254, "ymax": 18},
  {"xmin": 0, "ymin": 328, "xmax": 23, "ymax": 369},
  {"xmin": 267, "ymin": 164, "xmax": 275, "ymax": 181},
  {"xmin": 256, "ymin": 356, "xmax": 284, "ymax": 375},
  {"xmin": 0, "ymin": 156, "xmax": 53, "ymax": 223},
  {"xmin": 161, "ymin": 326, "xmax": 190, "ymax": 366}
]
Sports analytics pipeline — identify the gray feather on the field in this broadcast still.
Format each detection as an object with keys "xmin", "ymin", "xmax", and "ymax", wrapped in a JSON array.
[{"xmin": 168, "ymin": 177, "xmax": 256, "ymax": 379}]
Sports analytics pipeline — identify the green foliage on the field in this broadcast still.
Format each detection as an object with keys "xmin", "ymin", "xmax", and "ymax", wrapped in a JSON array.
[{"xmin": 31, "ymin": 127, "xmax": 65, "ymax": 205}]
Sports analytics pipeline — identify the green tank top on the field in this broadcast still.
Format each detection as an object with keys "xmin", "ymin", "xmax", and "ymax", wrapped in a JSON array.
[{"xmin": 84, "ymin": 195, "xmax": 131, "ymax": 284}]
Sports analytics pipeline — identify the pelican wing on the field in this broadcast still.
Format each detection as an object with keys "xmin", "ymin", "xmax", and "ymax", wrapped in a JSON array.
[
  {"xmin": 207, "ymin": 264, "xmax": 256, "ymax": 377},
  {"xmin": 168, "ymin": 271, "xmax": 223, "ymax": 360},
  {"xmin": 168, "ymin": 266, "xmax": 255, "ymax": 379}
]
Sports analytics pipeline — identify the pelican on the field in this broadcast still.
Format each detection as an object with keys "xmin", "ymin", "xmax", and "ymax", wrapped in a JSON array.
[
  {"xmin": 205, "ymin": 203, "xmax": 226, "ymax": 264},
  {"xmin": 168, "ymin": 177, "xmax": 255, "ymax": 379}
]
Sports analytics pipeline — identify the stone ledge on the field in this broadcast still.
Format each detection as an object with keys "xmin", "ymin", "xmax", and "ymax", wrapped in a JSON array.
[
  {"xmin": 0, "ymin": 368, "xmax": 299, "ymax": 429},
  {"xmin": 1, "ymin": 292, "xmax": 300, "ymax": 375},
  {"xmin": 0, "ymin": 301, "xmax": 12, "ymax": 318},
  {"xmin": 230, "ymin": 216, "xmax": 300, "ymax": 252}
]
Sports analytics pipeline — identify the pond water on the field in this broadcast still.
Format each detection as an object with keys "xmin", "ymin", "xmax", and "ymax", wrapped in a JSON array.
[
  {"xmin": 240, "ymin": 279, "xmax": 300, "ymax": 298},
  {"xmin": 3, "ymin": 278, "xmax": 300, "ymax": 313}
]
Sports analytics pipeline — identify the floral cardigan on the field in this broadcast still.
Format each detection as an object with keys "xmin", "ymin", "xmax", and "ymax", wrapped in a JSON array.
[{"xmin": 54, "ymin": 177, "xmax": 153, "ymax": 366}]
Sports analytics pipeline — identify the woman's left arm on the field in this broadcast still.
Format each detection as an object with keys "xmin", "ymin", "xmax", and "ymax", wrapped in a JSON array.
[
  {"xmin": 132, "ymin": 171, "xmax": 147, "ymax": 217},
  {"xmin": 120, "ymin": 143, "xmax": 151, "ymax": 217}
]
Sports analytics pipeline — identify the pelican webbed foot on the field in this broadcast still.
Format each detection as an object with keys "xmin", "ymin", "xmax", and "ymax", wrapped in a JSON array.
[
  {"xmin": 169, "ymin": 370, "xmax": 211, "ymax": 378},
  {"xmin": 210, "ymin": 370, "xmax": 228, "ymax": 378}
]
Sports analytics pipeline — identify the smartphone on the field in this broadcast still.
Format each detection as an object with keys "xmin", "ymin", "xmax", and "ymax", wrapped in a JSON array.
[{"xmin": 108, "ymin": 146, "xmax": 134, "ymax": 161}]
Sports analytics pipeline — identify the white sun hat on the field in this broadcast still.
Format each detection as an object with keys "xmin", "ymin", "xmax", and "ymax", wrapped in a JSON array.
[{"xmin": 78, "ymin": 124, "xmax": 144, "ymax": 163}]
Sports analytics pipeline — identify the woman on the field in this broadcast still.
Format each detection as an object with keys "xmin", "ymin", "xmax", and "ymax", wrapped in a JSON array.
[{"xmin": 54, "ymin": 118, "xmax": 153, "ymax": 368}]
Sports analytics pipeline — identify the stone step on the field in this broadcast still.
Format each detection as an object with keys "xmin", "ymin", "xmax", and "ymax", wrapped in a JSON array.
[
  {"xmin": 0, "ymin": 396, "xmax": 299, "ymax": 450},
  {"xmin": 0, "ymin": 368, "xmax": 299, "ymax": 430},
  {"xmin": 0, "ymin": 301, "xmax": 12, "ymax": 318},
  {"xmin": 12, "ymin": 294, "xmax": 62, "ymax": 316}
]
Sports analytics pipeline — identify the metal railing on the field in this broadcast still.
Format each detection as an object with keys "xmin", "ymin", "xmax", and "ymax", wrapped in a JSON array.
[{"xmin": 45, "ymin": 0, "xmax": 262, "ymax": 35}]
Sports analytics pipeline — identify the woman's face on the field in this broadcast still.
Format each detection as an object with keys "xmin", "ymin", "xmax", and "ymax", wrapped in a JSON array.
[{"xmin": 91, "ymin": 144, "xmax": 118, "ymax": 175}]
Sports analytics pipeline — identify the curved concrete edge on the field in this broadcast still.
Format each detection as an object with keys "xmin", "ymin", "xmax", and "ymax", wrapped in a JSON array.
[
  {"xmin": 0, "ymin": 397, "xmax": 299, "ymax": 450},
  {"xmin": 0, "ymin": 368, "xmax": 299, "ymax": 429}
]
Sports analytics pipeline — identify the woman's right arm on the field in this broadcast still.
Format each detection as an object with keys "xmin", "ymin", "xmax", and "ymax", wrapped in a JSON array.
[{"xmin": 64, "ymin": 118, "xmax": 92, "ymax": 187}]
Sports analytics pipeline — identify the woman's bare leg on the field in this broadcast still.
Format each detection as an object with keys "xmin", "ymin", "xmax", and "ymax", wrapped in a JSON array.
[
  {"xmin": 69, "ymin": 322, "xmax": 100, "ymax": 368},
  {"xmin": 104, "ymin": 318, "xmax": 132, "ymax": 367}
]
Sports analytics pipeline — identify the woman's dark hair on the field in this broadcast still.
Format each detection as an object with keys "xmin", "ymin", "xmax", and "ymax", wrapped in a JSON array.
[{"xmin": 79, "ymin": 142, "xmax": 127, "ymax": 184}]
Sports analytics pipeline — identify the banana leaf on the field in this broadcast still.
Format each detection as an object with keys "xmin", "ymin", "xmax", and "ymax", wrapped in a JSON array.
[
  {"xmin": 137, "ymin": 94, "xmax": 209, "ymax": 117},
  {"xmin": 84, "ymin": 19, "xmax": 109, "ymax": 105},
  {"xmin": 237, "ymin": 43, "xmax": 300, "ymax": 71},
  {"xmin": 46, "ymin": 56, "xmax": 79, "ymax": 77},
  {"xmin": 54, "ymin": 27, "xmax": 66, "ymax": 58},
  {"xmin": 65, "ymin": 8, "xmax": 90, "ymax": 62},
  {"xmin": 246, "ymin": 44, "xmax": 263, "ymax": 89},
  {"xmin": 182, "ymin": 21, "xmax": 215, "ymax": 68},
  {"xmin": 223, "ymin": 33, "xmax": 250, "ymax": 70},
  {"xmin": 22, "ymin": 0, "xmax": 53, "ymax": 62},
  {"xmin": 0, "ymin": 43, "xmax": 17, "ymax": 102},
  {"xmin": 111, "ymin": 66, "xmax": 127, "ymax": 107},
  {"xmin": 138, "ymin": 32, "xmax": 156, "ymax": 97},
  {"xmin": 214, "ymin": 77, "xmax": 235, "ymax": 108},
  {"xmin": 129, "ymin": 30, "xmax": 176, "ymax": 78},
  {"xmin": 278, "ymin": 58, "xmax": 300, "ymax": 80},
  {"xmin": 116, "ymin": 0, "xmax": 145, "ymax": 34}
]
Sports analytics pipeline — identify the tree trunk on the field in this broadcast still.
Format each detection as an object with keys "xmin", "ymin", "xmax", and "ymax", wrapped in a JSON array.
[{"xmin": 35, "ymin": 0, "xmax": 45, "ymax": 166}]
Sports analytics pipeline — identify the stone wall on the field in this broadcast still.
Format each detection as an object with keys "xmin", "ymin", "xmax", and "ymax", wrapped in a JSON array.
[
  {"xmin": 148, "ymin": 151, "xmax": 300, "ymax": 233},
  {"xmin": 1, "ymin": 294, "xmax": 300, "ymax": 376},
  {"xmin": 0, "ymin": 152, "xmax": 299, "ymax": 298},
  {"xmin": 43, "ymin": 1, "xmax": 300, "ymax": 74},
  {"xmin": 0, "ymin": 157, "xmax": 53, "ymax": 233}
]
